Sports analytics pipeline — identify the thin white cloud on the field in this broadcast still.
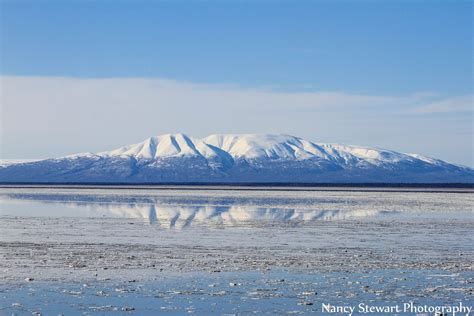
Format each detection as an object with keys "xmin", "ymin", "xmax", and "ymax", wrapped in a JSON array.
[
  {"xmin": 0, "ymin": 76, "xmax": 465, "ymax": 115},
  {"xmin": 412, "ymin": 95, "xmax": 473, "ymax": 113},
  {"xmin": 0, "ymin": 76, "xmax": 472, "ymax": 166}
]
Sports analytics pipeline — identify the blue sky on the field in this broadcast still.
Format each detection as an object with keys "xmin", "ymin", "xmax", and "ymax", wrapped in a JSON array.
[{"xmin": 1, "ymin": 0, "xmax": 473, "ymax": 166}]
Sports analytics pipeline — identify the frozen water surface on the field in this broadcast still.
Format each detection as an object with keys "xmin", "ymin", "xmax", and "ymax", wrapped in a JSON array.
[{"xmin": 0, "ymin": 187, "xmax": 472, "ymax": 315}]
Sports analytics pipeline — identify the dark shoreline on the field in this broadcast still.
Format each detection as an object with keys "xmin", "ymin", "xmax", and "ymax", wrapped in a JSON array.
[
  {"xmin": 0, "ymin": 182, "xmax": 473, "ymax": 193},
  {"xmin": 1, "ymin": 182, "xmax": 473, "ymax": 186}
]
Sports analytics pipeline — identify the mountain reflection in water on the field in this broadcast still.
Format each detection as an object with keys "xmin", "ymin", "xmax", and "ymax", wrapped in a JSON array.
[
  {"xmin": 77, "ymin": 203, "xmax": 389, "ymax": 227},
  {"xmin": 0, "ymin": 193, "xmax": 396, "ymax": 228}
]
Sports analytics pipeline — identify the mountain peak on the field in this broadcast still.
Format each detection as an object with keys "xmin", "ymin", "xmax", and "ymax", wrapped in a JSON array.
[
  {"xmin": 101, "ymin": 133, "xmax": 220, "ymax": 160},
  {"xmin": 204, "ymin": 134, "xmax": 321, "ymax": 160},
  {"xmin": 1, "ymin": 133, "xmax": 472, "ymax": 183}
]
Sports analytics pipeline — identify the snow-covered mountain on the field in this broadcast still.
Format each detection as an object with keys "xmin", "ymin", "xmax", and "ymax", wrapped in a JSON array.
[{"xmin": 1, "ymin": 134, "xmax": 472, "ymax": 183}]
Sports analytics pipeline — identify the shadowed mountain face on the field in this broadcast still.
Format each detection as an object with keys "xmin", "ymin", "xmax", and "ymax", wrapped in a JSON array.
[{"xmin": 1, "ymin": 134, "xmax": 472, "ymax": 183}]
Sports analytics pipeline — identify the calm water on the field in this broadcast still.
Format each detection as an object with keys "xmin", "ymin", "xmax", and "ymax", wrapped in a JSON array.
[
  {"xmin": 1, "ymin": 187, "xmax": 473, "ymax": 224},
  {"xmin": 0, "ymin": 187, "xmax": 473, "ymax": 315}
]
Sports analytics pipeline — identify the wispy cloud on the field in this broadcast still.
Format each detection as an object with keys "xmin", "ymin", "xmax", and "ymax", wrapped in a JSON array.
[
  {"xmin": 412, "ymin": 95, "xmax": 473, "ymax": 113},
  {"xmin": 1, "ymin": 76, "xmax": 468, "ymax": 115},
  {"xmin": 0, "ymin": 76, "xmax": 472, "ymax": 166}
]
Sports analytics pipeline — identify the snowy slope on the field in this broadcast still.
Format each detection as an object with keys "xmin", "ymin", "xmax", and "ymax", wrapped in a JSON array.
[
  {"xmin": 1, "ymin": 134, "xmax": 472, "ymax": 183},
  {"xmin": 101, "ymin": 134, "xmax": 222, "ymax": 160},
  {"xmin": 0, "ymin": 159, "xmax": 41, "ymax": 167}
]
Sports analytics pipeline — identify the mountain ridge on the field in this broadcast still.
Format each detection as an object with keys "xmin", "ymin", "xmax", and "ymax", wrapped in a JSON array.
[{"xmin": 1, "ymin": 134, "xmax": 472, "ymax": 183}]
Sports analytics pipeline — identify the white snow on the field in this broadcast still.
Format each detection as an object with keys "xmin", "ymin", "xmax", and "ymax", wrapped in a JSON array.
[
  {"xmin": 0, "ymin": 159, "xmax": 42, "ymax": 167},
  {"xmin": 99, "ymin": 133, "xmax": 424, "ymax": 164},
  {"xmin": 2, "ymin": 133, "xmax": 471, "ymax": 183},
  {"xmin": 101, "ymin": 134, "xmax": 221, "ymax": 160},
  {"xmin": 203, "ymin": 134, "xmax": 328, "ymax": 160},
  {"xmin": 203, "ymin": 134, "xmax": 421, "ymax": 164}
]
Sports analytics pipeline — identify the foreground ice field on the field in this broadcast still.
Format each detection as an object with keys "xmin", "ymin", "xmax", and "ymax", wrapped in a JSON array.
[{"xmin": 0, "ymin": 187, "xmax": 472, "ymax": 315}]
